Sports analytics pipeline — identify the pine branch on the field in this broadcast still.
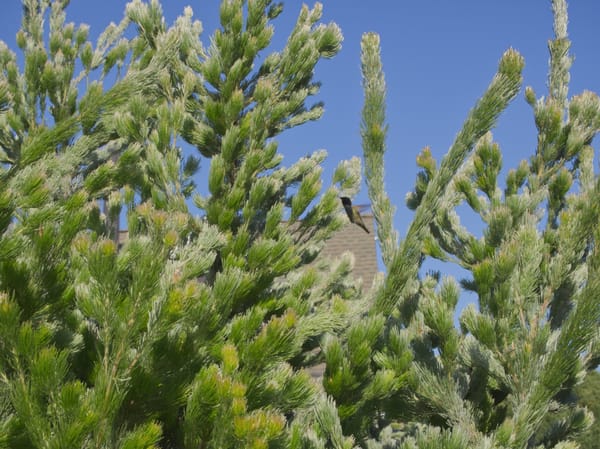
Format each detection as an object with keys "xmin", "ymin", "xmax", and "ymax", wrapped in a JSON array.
[
  {"xmin": 549, "ymin": 0, "xmax": 572, "ymax": 108},
  {"xmin": 360, "ymin": 32, "xmax": 398, "ymax": 269},
  {"xmin": 373, "ymin": 49, "xmax": 524, "ymax": 318}
]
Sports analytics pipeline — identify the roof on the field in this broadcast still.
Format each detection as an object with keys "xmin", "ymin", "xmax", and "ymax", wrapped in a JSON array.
[{"xmin": 320, "ymin": 213, "xmax": 378, "ymax": 289}]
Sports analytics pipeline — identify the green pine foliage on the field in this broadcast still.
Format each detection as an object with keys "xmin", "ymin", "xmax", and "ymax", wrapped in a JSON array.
[
  {"xmin": 1, "ymin": 1, "xmax": 358, "ymax": 448},
  {"xmin": 1, "ymin": 1, "xmax": 599, "ymax": 449},
  {"xmin": 574, "ymin": 371, "xmax": 600, "ymax": 449},
  {"xmin": 323, "ymin": 0, "xmax": 600, "ymax": 448}
]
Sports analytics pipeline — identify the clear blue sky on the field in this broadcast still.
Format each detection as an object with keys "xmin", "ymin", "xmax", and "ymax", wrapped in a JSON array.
[{"xmin": 2, "ymin": 1, "xmax": 600, "ymax": 301}]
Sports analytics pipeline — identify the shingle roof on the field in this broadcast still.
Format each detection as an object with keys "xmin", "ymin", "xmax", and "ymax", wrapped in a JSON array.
[{"xmin": 321, "ymin": 213, "xmax": 378, "ymax": 289}]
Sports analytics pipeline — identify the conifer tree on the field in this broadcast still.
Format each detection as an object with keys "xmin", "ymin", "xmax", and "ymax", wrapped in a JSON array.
[
  {"xmin": 2, "ymin": 1, "xmax": 599, "ymax": 449},
  {"xmin": 321, "ymin": 0, "xmax": 600, "ymax": 448},
  {"xmin": 0, "ymin": 1, "xmax": 357, "ymax": 448}
]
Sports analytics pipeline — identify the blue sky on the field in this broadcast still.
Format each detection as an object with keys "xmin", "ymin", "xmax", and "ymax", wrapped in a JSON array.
[{"xmin": 2, "ymin": 1, "xmax": 600, "ymax": 300}]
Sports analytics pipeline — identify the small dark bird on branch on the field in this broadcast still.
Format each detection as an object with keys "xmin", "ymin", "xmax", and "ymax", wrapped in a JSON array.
[{"xmin": 340, "ymin": 197, "xmax": 370, "ymax": 233}]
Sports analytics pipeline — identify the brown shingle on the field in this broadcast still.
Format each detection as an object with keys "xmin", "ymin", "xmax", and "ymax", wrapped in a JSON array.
[{"xmin": 321, "ymin": 213, "xmax": 378, "ymax": 289}]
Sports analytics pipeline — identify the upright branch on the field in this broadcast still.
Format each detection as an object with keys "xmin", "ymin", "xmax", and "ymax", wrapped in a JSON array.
[
  {"xmin": 390, "ymin": 2, "xmax": 600, "ymax": 448},
  {"xmin": 548, "ymin": 0, "xmax": 571, "ymax": 108},
  {"xmin": 360, "ymin": 32, "xmax": 398, "ymax": 268},
  {"xmin": 373, "ymin": 49, "xmax": 524, "ymax": 318}
]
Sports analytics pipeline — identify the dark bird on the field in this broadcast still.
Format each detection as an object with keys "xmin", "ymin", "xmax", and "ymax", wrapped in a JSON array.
[{"xmin": 340, "ymin": 197, "xmax": 370, "ymax": 233}]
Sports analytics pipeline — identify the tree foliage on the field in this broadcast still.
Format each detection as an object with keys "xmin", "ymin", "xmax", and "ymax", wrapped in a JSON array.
[
  {"xmin": 328, "ymin": 0, "xmax": 600, "ymax": 447},
  {"xmin": 0, "ymin": 1, "xmax": 358, "ymax": 448},
  {"xmin": 575, "ymin": 371, "xmax": 600, "ymax": 449},
  {"xmin": 0, "ymin": 1, "xmax": 598, "ymax": 449}
]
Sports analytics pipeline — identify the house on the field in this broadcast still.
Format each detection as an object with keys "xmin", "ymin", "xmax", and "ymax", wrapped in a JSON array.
[{"xmin": 320, "ymin": 212, "xmax": 377, "ymax": 288}]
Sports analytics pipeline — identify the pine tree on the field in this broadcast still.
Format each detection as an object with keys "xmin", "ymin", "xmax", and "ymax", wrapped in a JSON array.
[
  {"xmin": 0, "ymin": 1, "xmax": 357, "ymax": 448},
  {"xmin": 2, "ymin": 1, "xmax": 599, "ymax": 449},
  {"xmin": 321, "ymin": 0, "xmax": 600, "ymax": 448},
  {"xmin": 0, "ymin": 1, "xmax": 206, "ymax": 447}
]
